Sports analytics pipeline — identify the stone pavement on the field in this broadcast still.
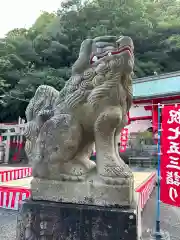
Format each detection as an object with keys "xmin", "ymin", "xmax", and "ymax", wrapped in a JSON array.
[
  {"xmin": 142, "ymin": 189, "xmax": 180, "ymax": 240},
  {"xmin": 0, "ymin": 188, "xmax": 180, "ymax": 239}
]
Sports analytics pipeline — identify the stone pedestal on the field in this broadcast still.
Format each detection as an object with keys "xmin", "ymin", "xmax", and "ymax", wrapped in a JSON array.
[
  {"xmin": 31, "ymin": 175, "xmax": 134, "ymax": 207},
  {"xmin": 16, "ymin": 199, "xmax": 138, "ymax": 240}
]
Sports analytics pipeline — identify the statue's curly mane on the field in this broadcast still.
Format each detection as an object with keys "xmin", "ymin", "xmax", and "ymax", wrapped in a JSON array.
[{"xmin": 56, "ymin": 60, "xmax": 133, "ymax": 110}]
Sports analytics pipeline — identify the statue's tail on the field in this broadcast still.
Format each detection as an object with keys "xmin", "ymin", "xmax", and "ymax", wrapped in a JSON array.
[
  {"xmin": 25, "ymin": 85, "xmax": 59, "ymax": 122},
  {"xmin": 24, "ymin": 85, "xmax": 60, "ymax": 162}
]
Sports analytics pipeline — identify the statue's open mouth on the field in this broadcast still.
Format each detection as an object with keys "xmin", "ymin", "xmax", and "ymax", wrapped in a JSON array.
[{"xmin": 90, "ymin": 45, "xmax": 133, "ymax": 64}]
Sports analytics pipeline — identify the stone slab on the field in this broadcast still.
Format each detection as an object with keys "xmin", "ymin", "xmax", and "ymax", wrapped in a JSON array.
[
  {"xmin": 16, "ymin": 199, "xmax": 138, "ymax": 240},
  {"xmin": 31, "ymin": 174, "xmax": 135, "ymax": 207}
]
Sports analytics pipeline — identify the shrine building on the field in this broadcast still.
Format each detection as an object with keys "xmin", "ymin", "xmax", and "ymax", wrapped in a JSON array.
[{"xmin": 128, "ymin": 70, "xmax": 180, "ymax": 134}]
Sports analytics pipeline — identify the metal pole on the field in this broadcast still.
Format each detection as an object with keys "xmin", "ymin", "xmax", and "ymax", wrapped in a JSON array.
[
  {"xmin": 156, "ymin": 104, "xmax": 161, "ymax": 235},
  {"xmin": 150, "ymin": 104, "xmax": 170, "ymax": 240}
]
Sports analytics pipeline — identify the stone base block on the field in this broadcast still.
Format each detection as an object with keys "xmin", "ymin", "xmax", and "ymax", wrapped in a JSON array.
[
  {"xmin": 16, "ymin": 199, "xmax": 138, "ymax": 240},
  {"xmin": 31, "ymin": 176, "xmax": 134, "ymax": 207}
]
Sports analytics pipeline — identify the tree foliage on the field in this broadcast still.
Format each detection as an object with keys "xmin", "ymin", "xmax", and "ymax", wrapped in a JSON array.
[{"xmin": 1, "ymin": 0, "xmax": 180, "ymax": 121}]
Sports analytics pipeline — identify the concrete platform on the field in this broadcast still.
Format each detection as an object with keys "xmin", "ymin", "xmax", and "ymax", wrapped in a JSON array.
[
  {"xmin": 0, "ymin": 166, "xmax": 32, "ymax": 182},
  {"xmin": 0, "ymin": 171, "xmax": 156, "ymax": 211}
]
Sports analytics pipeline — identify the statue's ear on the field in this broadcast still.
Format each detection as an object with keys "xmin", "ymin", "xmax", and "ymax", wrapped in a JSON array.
[{"xmin": 72, "ymin": 39, "xmax": 93, "ymax": 75}]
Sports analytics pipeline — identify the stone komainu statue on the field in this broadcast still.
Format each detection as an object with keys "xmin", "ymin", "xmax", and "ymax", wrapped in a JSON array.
[{"xmin": 24, "ymin": 36, "xmax": 134, "ymax": 184}]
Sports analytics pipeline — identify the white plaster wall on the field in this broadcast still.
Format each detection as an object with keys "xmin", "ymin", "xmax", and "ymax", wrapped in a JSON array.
[
  {"xmin": 129, "ymin": 104, "xmax": 152, "ymax": 118},
  {"xmin": 126, "ymin": 120, "xmax": 152, "ymax": 133}
]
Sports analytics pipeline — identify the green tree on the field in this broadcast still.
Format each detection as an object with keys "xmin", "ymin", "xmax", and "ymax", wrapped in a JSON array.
[{"xmin": 1, "ymin": 0, "xmax": 180, "ymax": 121}]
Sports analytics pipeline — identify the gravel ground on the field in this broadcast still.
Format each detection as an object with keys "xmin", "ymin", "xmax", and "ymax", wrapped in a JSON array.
[
  {"xmin": 0, "ymin": 208, "xmax": 17, "ymax": 239},
  {"xmin": 0, "ymin": 188, "xmax": 180, "ymax": 240}
]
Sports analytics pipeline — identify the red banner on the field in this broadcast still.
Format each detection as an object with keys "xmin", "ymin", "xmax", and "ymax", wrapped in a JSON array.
[
  {"xmin": 161, "ymin": 105, "xmax": 180, "ymax": 207},
  {"xmin": 120, "ymin": 128, "xmax": 128, "ymax": 152}
]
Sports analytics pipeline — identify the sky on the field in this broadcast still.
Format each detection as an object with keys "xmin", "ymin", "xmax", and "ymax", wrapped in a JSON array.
[{"xmin": 0, "ymin": 0, "xmax": 62, "ymax": 37}]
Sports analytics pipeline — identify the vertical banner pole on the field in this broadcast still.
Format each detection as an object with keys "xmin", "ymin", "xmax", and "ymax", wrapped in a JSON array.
[
  {"xmin": 156, "ymin": 104, "xmax": 161, "ymax": 235},
  {"xmin": 151, "ymin": 104, "xmax": 170, "ymax": 240}
]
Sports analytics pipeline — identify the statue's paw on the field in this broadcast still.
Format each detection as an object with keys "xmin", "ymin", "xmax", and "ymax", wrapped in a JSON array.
[
  {"xmin": 83, "ymin": 159, "xmax": 96, "ymax": 171},
  {"xmin": 61, "ymin": 174, "xmax": 86, "ymax": 181},
  {"xmin": 60, "ymin": 160, "xmax": 96, "ymax": 182},
  {"xmin": 101, "ymin": 176, "xmax": 133, "ymax": 185},
  {"xmin": 100, "ymin": 163, "xmax": 132, "ymax": 177},
  {"xmin": 99, "ymin": 163, "xmax": 133, "ymax": 185}
]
